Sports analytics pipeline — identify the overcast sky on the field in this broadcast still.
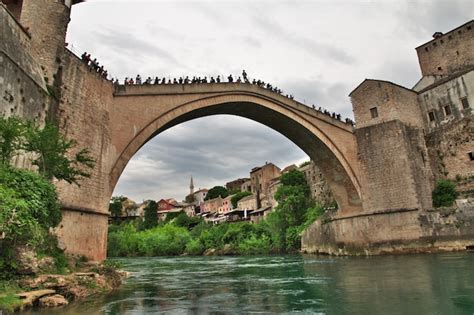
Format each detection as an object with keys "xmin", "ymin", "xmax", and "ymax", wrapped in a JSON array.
[{"xmin": 66, "ymin": 0, "xmax": 473, "ymax": 202}]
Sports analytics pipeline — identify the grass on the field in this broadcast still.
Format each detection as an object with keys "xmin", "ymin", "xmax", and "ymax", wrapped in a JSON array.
[{"xmin": 0, "ymin": 281, "xmax": 22, "ymax": 313}]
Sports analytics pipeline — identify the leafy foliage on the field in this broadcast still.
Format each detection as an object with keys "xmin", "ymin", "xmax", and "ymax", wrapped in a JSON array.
[
  {"xmin": 0, "ymin": 117, "xmax": 95, "ymax": 185},
  {"xmin": 230, "ymin": 191, "xmax": 252, "ymax": 208},
  {"xmin": 24, "ymin": 122, "xmax": 95, "ymax": 184},
  {"xmin": 0, "ymin": 165, "xmax": 61, "ymax": 245},
  {"xmin": 0, "ymin": 117, "xmax": 26, "ymax": 165},
  {"xmin": 109, "ymin": 196, "xmax": 127, "ymax": 217},
  {"xmin": 204, "ymin": 186, "xmax": 229, "ymax": 200},
  {"xmin": 143, "ymin": 200, "xmax": 158, "ymax": 229},
  {"xmin": 432, "ymin": 179, "xmax": 458, "ymax": 207},
  {"xmin": 107, "ymin": 170, "xmax": 325, "ymax": 257},
  {"xmin": 185, "ymin": 194, "xmax": 195, "ymax": 203}
]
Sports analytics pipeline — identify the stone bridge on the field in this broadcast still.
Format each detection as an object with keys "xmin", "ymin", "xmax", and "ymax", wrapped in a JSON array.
[{"xmin": 54, "ymin": 78, "xmax": 363, "ymax": 261}]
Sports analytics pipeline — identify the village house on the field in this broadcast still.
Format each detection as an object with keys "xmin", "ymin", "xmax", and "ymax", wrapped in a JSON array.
[
  {"xmin": 226, "ymin": 178, "xmax": 250, "ymax": 192},
  {"xmin": 157, "ymin": 198, "xmax": 183, "ymax": 221},
  {"xmin": 218, "ymin": 195, "xmax": 234, "ymax": 214},
  {"xmin": 250, "ymin": 162, "xmax": 281, "ymax": 207}
]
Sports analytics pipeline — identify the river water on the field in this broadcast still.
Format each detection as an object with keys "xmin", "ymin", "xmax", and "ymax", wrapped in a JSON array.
[{"xmin": 28, "ymin": 253, "xmax": 474, "ymax": 314}]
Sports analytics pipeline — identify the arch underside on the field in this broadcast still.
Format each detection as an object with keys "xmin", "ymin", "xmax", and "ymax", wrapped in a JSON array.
[{"xmin": 110, "ymin": 99, "xmax": 362, "ymax": 214}]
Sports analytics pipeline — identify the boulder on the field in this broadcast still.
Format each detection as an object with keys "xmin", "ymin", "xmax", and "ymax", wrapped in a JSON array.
[
  {"xmin": 203, "ymin": 248, "xmax": 216, "ymax": 256},
  {"xmin": 13, "ymin": 245, "xmax": 39, "ymax": 275},
  {"xmin": 38, "ymin": 256, "xmax": 55, "ymax": 271},
  {"xmin": 38, "ymin": 294, "xmax": 69, "ymax": 308}
]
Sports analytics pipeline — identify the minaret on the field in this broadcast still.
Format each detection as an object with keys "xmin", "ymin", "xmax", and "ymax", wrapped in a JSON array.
[{"xmin": 190, "ymin": 176, "xmax": 194, "ymax": 195}]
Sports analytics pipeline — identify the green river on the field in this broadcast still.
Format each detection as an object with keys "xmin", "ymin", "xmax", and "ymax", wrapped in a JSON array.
[{"xmin": 27, "ymin": 253, "xmax": 474, "ymax": 314}]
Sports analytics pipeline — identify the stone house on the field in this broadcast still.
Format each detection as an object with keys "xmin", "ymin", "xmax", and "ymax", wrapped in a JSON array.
[
  {"xmin": 250, "ymin": 162, "xmax": 281, "ymax": 205},
  {"xmin": 226, "ymin": 178, "xmax": 250, "ymax": 192},
  {"xmin": 237, "ymin": 194, "xmax": 257, "ymax": 211}
]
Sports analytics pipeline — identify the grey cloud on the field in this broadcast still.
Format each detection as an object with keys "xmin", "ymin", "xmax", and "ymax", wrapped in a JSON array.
[
  {"xmin": 93, "ymin": 28, "xmax": 180, "ymax": 66},
  {"xmin": 282, "ymin": 79, "xmax": 354, "ymax": 119},
  {"xmin": 397, "ymin": 0, "xmax": 473, "ymax": 39},
  {"xmin": 253, "ymin": 15, "xmax": 355, "ymax": 65},
  {"xmin": 114, "ymin": 116, "xmax": 307, "ymax": 201}
]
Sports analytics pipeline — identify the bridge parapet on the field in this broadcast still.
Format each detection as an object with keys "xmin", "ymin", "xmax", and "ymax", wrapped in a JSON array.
[{"xmin": 113, "ymin": 82, "xmax": 355, "ymax": 133}]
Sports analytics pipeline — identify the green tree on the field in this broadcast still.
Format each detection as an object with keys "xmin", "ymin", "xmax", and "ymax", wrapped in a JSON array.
[
  {"xmin": 109, "ymin": 196, "xmax": 127, "ymax": 218},
  {"xmin": 231, "ymin": 191, "xmax": 252, "ymax": 208},
  {"xmin": 432, "ymin": 179, "xmax": 458, "ymax": 207},
  {"xmin": 204, "ymin": 186, "xmax": 229, "ymax": 200},
  {"xmin": 143, "ymin": 200, "xmax": 158, "ymax": 229},
  {"xmin": 0, "ymin": 165, "xmax": 61, "ymax": 245},
  {"xmin": 24, "ymin": 122, "xmax": 95, "ymax": 184},
  {"xmin": 185, "ymin": 194, "xmax": 195, "ymax": 203},
  {"xmin": 0, "ymin": 117, "xmax": 26, "ymax": 165}
]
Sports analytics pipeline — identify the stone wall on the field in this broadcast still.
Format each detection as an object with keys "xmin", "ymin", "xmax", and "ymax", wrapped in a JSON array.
[
  {"xmin": 356, "ymin": 120, "xmax": 433, "ymax": 212},
  {"xmin": 53, "ymin": 50, "xmax": 115, "ymax": 213},
  {"xmin": 302, "ymin": 199, "xmax": 474, "ymax": 255},
  {"xmin": 0, "ymin": 4, "xmax": 47, "ymax": 120},
  {"xmin": 418, "ymin": 70, "xmax": 473, "ymax": 132},
  {"xmin": 416, "ymin": 21, "xmax": 474, "ymax": 76},
  {"xmin": 426, "ymin": 116, "xmax": 474, "ymax": 197},
  {"xmin": 351, "ymin": 80, "xmax": 423, "ymax": 129},
  {"xmin": 20, "ymin": 0, "xmax": 70, "ymax": 81}
]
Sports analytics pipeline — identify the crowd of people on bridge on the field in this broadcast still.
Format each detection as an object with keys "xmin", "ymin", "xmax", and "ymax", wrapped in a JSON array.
[
  {"xmin": 118, "ymin": 70, "xmax": 354, "ymax": 125},
  {"xmin": 80, "ymin": 52, "xmax": 109, "ymax": 79}
]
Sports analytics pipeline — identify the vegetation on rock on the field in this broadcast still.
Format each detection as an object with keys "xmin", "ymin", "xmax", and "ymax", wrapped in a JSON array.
[{"xmin": 432, "ymin": 179, "xmax": 458, "ymax": 207}]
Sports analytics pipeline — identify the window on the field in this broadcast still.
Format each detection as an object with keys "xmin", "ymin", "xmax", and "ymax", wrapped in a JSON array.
[
  {"xmin": 461, "ymin": 97, "xmax": 470, "ymax": 109},
  {"xmin": 444, "ymin": 105, "xmax": 452, "ymax": 116},
  {"xmin": 469, "ymin": 152, "xmax": 474, "ymax": 161},
  {"xmin": 428, "ymin": 111, "xmax": 435, "ymax": 122},
  {"xmin": 438, "ymin": 66, "xmax": 443, "ymax": 71},
  {"xmin": 370, "ymin": 107, "xmax": 378, "ymax": 118}
]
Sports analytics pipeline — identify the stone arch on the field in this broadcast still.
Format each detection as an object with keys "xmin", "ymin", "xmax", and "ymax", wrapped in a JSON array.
[{"xmin": 109, "ymin": 91, "xmax": 362, "ymax": 214}]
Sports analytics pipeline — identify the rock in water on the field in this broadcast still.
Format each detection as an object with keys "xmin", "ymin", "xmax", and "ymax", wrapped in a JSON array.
[{"xmin": 38, "ymin": 294, "xmax": 69, "ymax": 308}]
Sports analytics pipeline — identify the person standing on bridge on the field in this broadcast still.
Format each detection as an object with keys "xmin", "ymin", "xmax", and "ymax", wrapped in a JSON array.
[{"xmin": 242, "ymin": 70, "xmax": 248, "ymax": 83}]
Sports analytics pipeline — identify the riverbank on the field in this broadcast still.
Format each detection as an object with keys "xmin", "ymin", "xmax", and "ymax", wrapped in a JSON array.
[{"xmin": 0, "ymin": 261, "xmax": 127, "ymax": 313}]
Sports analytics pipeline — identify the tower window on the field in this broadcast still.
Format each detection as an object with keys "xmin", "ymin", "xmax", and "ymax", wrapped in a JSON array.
[
  {"xmin": 461, "ymin": 97, "xmax": 470, "ymax": 109},
  {"xmin": 370, "ymin": 107, "xmax": 378, "ymax": 118},
  {"xmin": 438, "ymin": 66, "xmax": 443, "ymax": 71},
  {"xmin": 444, "ymin": 105, "xmax": 452, "ymax": 116},
  {"xmin": 428, "ymin": 111, "xmax": 435, "ymax": 122},
  {"xmin": 469, "ymin": 152, "xmax": 474, "ymax": 161}
]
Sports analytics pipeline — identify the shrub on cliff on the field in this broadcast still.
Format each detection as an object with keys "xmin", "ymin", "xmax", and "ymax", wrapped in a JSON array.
[
  {"xmin": 0, "ymin": 117, "xmax": 95, "ymax": 185},
  {"xmin": 432, "ymin": 179, "xmax": 458, "ymax": 207},
  {"xmin": 0, "ymin": 166, "xmax": 61, "ymax": 245}
]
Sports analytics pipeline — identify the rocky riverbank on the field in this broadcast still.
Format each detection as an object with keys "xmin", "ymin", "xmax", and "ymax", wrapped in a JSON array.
[{"xmin": 0, "ymin": 260, "xmax": 127, "ymax": 313}]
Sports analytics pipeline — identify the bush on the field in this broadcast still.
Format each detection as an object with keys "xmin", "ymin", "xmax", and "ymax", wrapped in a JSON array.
[
  {"xmin": 185, "ymin": 239, "xmax": 204, "ymax": 255},
  {"xmin": 237, "ymin": 235, "xmax": 271, "ymax": 255},
  {"xmin": 432, "ymin": 179, "xmax": 458, "ymax": 207},
  {"xmin": 0, "ymin": 166, "xmax": 61, "ymax": 245}
]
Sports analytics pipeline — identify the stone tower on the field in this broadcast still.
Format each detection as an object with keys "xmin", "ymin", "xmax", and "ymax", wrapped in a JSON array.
[{"xmin": 190, "ymin": 175, "xmax": 194, "ymax": 195}]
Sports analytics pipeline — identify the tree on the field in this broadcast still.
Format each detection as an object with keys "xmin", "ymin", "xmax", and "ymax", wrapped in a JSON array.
[
  {"xmin": 24, "ymin": 122, "xmax": 95, "ymax": 185},
  {"xmin": 143, "ymin": 200, "xmax": 158, "ymax": 229},
  {"xmin": 432, "ymin": 179, "xmax": 458, "ymax": 207},
  {"xmin": 231, "ymin": 191, "xmax": 252, "ymax": 208},
  {"xmin": 204, "ymin": 186, "xmax": 229, "ymax": 200},
  {"xmin": 109, "ymin": 196, "xmax": 127, "ymax": 218},
  {"xmin": 0, "ymin": 117, "xmax": 26, "ymax": 166},
  {"xmin": 185, "ymin": 194, "xmax": 195, "ymax": 204}
]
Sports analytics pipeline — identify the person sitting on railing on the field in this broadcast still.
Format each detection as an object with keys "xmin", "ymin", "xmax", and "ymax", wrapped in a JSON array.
[
  {"xmin": 216, "ymin": 75, "xmax": 221, "ymax": 83},
  {"xmin": 228, "ymin": 74, "xmax": 233, "ymax": 83}
]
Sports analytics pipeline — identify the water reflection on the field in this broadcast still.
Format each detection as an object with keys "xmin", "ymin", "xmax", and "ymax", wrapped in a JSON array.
[{"xmin": 24, "ymin": 253, "xmax": 474, "ymax": 314}]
